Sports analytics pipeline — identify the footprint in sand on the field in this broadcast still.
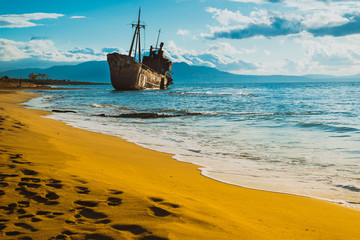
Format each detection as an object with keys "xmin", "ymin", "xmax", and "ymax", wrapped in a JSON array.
[
  {"xmin": 32, "ymin": 195, "xmax": 48, "ymax": 203},
  {"xmin": 95, "ymin": 219, "xmax": 111, "ymax": 224},
  {"xmin": 149, "ymin": 197, "xmax": 163, "ymax": 203},
  {"xmin": 16, "ymin": 187, "xmax": 36, "ymax": 198},
  {"xmin": 74, "ymin": 179, "xmax": 88, "ymax": 184},
  {"xmin": 21, "ymin": 177, "xmax": 41, "ymax": 183},
  {"xmin": 45, "ymin": 179, "xmax": 63, "ymax": 189},
  {"xmin": 12, "ymin": 159, "xmax": 31, "ymax": 165},
  {"xmin": 1, "ymin": 203, "xmax": 17, "ymax": 214},
  {"xmin": 0, "ymin": 223, "xmax": 6, "ymax": 230},
  {"xmin": 160, "ymin": 202, "xmax": 180, "ymax": 208},
  {"xmin": 17, "ymin": 208, "xmax": 26, "ymax": 214},
  {"xmin": 78, "ymin": 207, "xmax": 108, "ymax": 219},
  {"xmin": 75, "ymin": 186, "xmax": 90, "ymax": 194},
  {"xmin": 5, "ymin": 231, "xmax": 22, "ymax": 236},
  {"xmin": 0, "ymin": 182, "xmax": 9, "ymax": 187},
  {"xmin": 111, "ymin": 224, "xmax": 148, "ymax": 235},
  {"xmin": 14, "ymin": 222, "xmax": 38, "ymax": 232},
  {"xmin": 0, "ymin": 173, "xmax": 19, "ymax": 178},
  {"xmin": 149, "ymin": 197, "xmax": 180, "ymax": 208},
  {"xmin": 74, "ymin": 200, "xmax": 99, "ymax": 207},
  {"xmin": 10, "ymin": 154, "xmax": 31, "ymax": 164},
  {"xmin": 21, "ymin": 169, "xmax": 38, "ymax": 176},
  {"xmin": 17, "ymin": 188, "xmax": 60, "ymax": 205},
  {"xmin": 108, "ymin": 189, "xmax": 123, "ymax": 195},
  {"xmin": 107, "ymin": 197, "xmax": 122, "ymax": 206},
  {"xmin": 18, "ymin": 214, "xmax": 35, "ymax": 219},
  {"xmin": 9, "ymin": 153, "xmax": 22, "ymax": 159},
  {"xmin": 36, "ymin": 210, "xmax": 51, "ymax": 215},
  {"xmin": 45, "ymin": 191, "xmax": 59, "ymax": 200},
  {"xmin": 44, "ymin": 201, "xmax": 60, "ymax": 206},
  {"xmin": 31, "ymin": 217, "xmax": 42, "ymax": 223},
  {"xmin": 149, "ymin": 206, "xmax": 172, "ymax": 217},
  {"xmin": 18, "ymin": 182, "xmax": 41, "ymax": 189}
]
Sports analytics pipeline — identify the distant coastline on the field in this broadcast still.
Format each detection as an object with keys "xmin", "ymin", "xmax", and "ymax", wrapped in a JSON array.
[
  {"xmin": 1, "ymin": 61, "xmax": 359, "ymax": 84},
  {"xmin": 0, "ymin": 77, "xmax": 109, "ymax": 90}
]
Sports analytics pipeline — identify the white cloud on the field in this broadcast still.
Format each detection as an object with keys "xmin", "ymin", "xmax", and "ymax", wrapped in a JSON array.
[
  {"xmin": 70, "ymin": 16, "xmax": 86, "ymax": 19},
  {"xmin": 295, "ymin": 34, "xmax": 360, "ymax": 68},
  {"xmin": 234, "ymin": 33, "xmax": 360, "ymax": 76},
  {"xmin": 206, "ymin": 7, "xmax": 256, "ymax": 26},
  {"xmin": 165, "ymin": 40, "xmax": 257, "ymax": 71},
  {"xmin": 264, "ymin": 49, "xmax": 271, "ymax": 56},
  {"xmin": 0, "ymin": 39, "xmax": 27, "ymax": 61},
  {"xmin": 0, "ymin": 38, "xmax": 110, "ymax": 62},
  {"xmin": 230, "ymin": 0, "xmax": 264, "ymax": 3},
  {"xmin": 204, "ymin": 1, "xmax": 360, "ymax": 39},
  {"xmin": 0, "ymin": 13, "xmax": 64, "ymax": 28},
  {"xmin": 176, "ymin": 29, "xmax": 190, "ymax": 36},
  {"xmin": 230, "ymin": 0, "xmax": 360, "ymax": 11}
]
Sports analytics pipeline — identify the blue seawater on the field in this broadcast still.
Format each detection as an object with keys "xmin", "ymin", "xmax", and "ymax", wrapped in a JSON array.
[{"xmin": 25, "ymin": 82, "xmax": 360, "ymax": 207}]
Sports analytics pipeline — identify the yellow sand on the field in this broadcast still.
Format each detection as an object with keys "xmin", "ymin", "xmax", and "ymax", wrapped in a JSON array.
[{"xmin": 1, "ymin": 91, "xmax": 359, "ymax": 240}]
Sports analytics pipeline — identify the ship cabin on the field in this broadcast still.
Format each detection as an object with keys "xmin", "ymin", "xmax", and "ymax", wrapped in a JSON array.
[{"xmin": 142, "ymin": 42, "xmax": 173, "ymax": 83}]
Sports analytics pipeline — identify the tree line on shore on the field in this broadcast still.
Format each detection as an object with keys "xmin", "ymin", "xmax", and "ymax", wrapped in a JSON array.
[
  {"xmin": 0, "ymin": 72, "xmax": 50, "ymax": 81},
  {"xmin": 0, "ymin": 73, "xmax": 108, "ymax": 86}
]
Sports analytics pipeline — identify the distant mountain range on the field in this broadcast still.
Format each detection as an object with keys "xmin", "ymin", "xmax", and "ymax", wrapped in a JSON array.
[{"xmin": 0, "ymin": 61, "xmax": 359, "ymax": 84}]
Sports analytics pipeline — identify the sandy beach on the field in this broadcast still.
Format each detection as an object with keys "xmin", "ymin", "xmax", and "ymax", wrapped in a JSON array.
[{"xmin": 1, "ymin": 90, "xmax": 360, "ymax": 240}]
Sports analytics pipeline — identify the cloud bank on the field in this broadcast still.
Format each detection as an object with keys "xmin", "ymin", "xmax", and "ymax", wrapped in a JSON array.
[
  {"xmin": 203, "ymin": 1, "xmax": 360, "ymax": 39},
  {"xmin": 0, "ymin": 13, "xmax": 64, "ymax": 28},
  {"xmin": 0, "ymin": 38, "xmax": 108, "ymax": 62},
  {"xmin": 165, "ymin": 41, "xmax": 257, "ymax": 72},
  {"xmin": 70, "ymin": 16, "xmax": 86, "ymax": 19}
]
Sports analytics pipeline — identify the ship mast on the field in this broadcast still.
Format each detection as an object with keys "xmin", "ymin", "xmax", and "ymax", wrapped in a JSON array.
[
  {"xmin": 128, "ymin": 8, "xmax": 145, "ymax": 63},
  {"xmin": 155, "ymin": 29, "xmax": 161, "ymax": 49}
]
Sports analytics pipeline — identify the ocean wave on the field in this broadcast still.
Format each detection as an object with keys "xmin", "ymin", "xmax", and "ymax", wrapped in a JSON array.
[
  {"xmin": 335, "ymin": 184, "xmax": 360, "ymax": 192},
  {"xmin": 297, "ymin": 122, "xmax": 359, "ymax": 133},
  {"xmin": 93, "ymin": 112, "xmax": 202, "ymax": 119},
  {"xmin": 42, "ymin": 95, "xmax": 66, "ymax": 103},
  {"xmin": 90, "ymin": 104, "xmax": 132, "ymax": 110},
  {"xmin": 233, "ymin": 111, "xmax": 320, "ymax": 117},
  {"xmin": 92, "ymin": 110, "xmax": 320, "ymax": 119},
  {"xmin": 171, "ymin": 91, "xmax": 254, "ymax": 96},
  {"xmin": 52, "ymin": 109, "xmax": 77, "ymax": 113}
]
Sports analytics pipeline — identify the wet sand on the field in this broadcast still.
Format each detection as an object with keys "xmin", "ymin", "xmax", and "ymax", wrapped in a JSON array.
[{"xmin": 1, "ymin": 91, "xmax": 360, "ymax": 239}]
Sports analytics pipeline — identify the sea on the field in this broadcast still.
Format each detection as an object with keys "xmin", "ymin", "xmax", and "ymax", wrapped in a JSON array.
[{"xmin": 25, "ymin": 81, "xmax": 360, "ymax": 208}]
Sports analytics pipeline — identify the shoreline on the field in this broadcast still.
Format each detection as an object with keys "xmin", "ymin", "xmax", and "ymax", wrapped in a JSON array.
[
  {"xmin": 44, "ymin": 112, "xmax": 356, "ymax": 209},
  {"xmin": 1, "ymin": 91, "xmax": 360, "ymax": 239},
  {"xmin": 32, "ymin": 93, "xmax": 359, "ymax": 210}
]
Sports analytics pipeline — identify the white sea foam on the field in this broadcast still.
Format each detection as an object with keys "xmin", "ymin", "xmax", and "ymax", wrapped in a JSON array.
[{"xmin": 41, "ymin": 111, "xmax": 360, "ymax": 209}]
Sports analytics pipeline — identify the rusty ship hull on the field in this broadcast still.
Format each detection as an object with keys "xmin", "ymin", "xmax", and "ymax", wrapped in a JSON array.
[
  {"xmin": 107, "ymin": 9, "xmax": 173, "ymax": 91},
  {"xmin": 107, "ymin": 53, "xmax": 170, "ymax": 90}
]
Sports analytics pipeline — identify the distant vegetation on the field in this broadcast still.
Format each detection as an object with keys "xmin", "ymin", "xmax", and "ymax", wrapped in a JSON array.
[
  {"xmin": 0, "ymin": 72, "xmax": 109, "ymax": 89},
  {"xmin": 28, "ymin": 72, "xmax": 50, "ymax": 81}
]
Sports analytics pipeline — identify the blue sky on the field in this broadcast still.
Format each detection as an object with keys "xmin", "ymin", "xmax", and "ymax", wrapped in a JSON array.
[{"xmin": 1, "ymin": 0, "xmax": 360, "ymax": 75}]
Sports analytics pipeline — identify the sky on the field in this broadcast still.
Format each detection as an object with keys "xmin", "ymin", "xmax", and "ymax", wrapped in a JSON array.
[{"xmin": 1, "ymin": 0, "xmax": 360, "ymax": 76}]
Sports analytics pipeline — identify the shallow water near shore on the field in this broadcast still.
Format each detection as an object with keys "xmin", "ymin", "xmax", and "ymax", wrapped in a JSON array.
[{"xmin": 25, "ymin": 81, "xmax": 360, "ymax": 208}]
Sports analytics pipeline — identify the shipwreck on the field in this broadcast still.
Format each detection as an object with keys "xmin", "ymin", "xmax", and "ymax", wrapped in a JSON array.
[{"xmin": 107, "ymin": 9, "xmax": 173, "ymax": 90}]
